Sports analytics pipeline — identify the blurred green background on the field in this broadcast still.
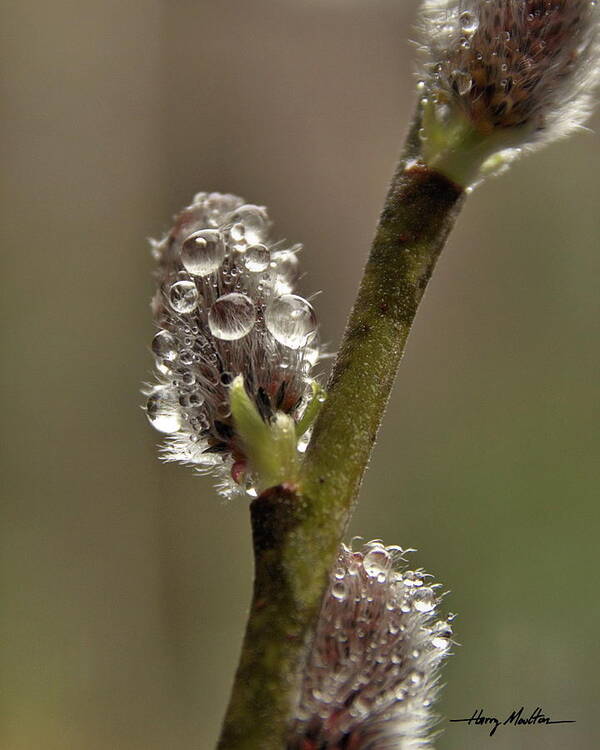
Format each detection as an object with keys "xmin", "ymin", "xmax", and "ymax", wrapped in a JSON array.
[{"xmin": 2, "ymin": 1, "xmax": 599, "ymax": 748}]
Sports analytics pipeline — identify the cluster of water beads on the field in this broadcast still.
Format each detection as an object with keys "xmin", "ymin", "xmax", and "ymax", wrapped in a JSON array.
[
  {"xmin": 145, "ymin": 192, "xmax": 320, "ymax": 497},
  {"xmin": 290, "ymin": 541, "xmax": 453, "ymax": 747},
  {"xmin": 421, "ymin": 3, "xmax": 497, "ymax": 112}
]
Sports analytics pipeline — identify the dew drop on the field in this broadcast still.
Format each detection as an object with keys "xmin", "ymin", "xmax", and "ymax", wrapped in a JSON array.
[
  {"xmin": 431, "ymin": 621, "xmax": 452, "ymax": 650},
  {"xmin": 363, "ymin": 547, "xmax": 390, "ymax": 578},
  {"xmin": 181, "ymin": 229, "xmax": 225, "ymax": 276},
  {"xmin": 169, "ymin": 280, "xmax": 199, "ymax": 313},
  {"xmin": 413, "ymin": 586, "xmax": 436, "ymax": 613},
  {"xmin": 151, "ymin": 330, "xmax": 178, "ymax": 362},
  {"xmin": 243, "ymin": 243, "xmax": 271, "ymax": 272},
  {"xmin": 402, "ymin": 570, "xmax": 422, "ymax": 587},
  {"xmin": 332, "ymin": 581, "xmax": 347, "ymax": 601},
  {"xmin": 217, "ymin": 400, "xmax": 231, "ymax": 418},
  {"xmin": 454, "ymin": 70, "xmax": 473, "ymax": 95},
  {"xmin": 189, "ymin": 392, "xmax": 204, "ymax": 406},
  {"xmin": 146, "ymin": 388, "xmax": 181, "ymax": 433},
  {"xmin": 208, "ymin": 293, "xmax": 256, "ymax": 340},
  {"xmin": 180, "ymin": 349, "xmax": 194, "ymax": 365},
  {"xmin": 229, "ymin": 205, "xmax": 268, "ymax": 247},
  {"xmin": 459, "ymin": 10, "xmax": 479, "ymax": 34},
  {"xmin": 408, "ymin": 670, "xmax": 424, "ymax": 687},
  {"xmin": 181, "ymin": 371, "xmax": 196, "ymax": 386},
  {"xmin": 265, "ymin": 294, "xmax": 317, "ymax": 350}
]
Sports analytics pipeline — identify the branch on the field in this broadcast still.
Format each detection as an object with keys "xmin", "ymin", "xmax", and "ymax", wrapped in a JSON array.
[{"xmin": 216, "ymin": 140, "xmax": 465, "ymax": 749}]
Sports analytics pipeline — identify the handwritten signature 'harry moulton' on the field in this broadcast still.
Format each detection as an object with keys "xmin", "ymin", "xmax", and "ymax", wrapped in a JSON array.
[{"xmin": 450, "ymin": 706, "xmax": 575, "ymax": 737}]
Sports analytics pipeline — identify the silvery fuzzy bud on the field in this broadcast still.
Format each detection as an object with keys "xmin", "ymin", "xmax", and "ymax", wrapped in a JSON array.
[
  {"xmin": 417, "ymin": 0, "xmax": 600, "ymax": 183},
  {"xmin": 144, "ymin": 192, "xmax": 320, "ymax": 498},
  {"xmin": 288, "ymin": 541, "xmax": 454, "ymax": 750}
]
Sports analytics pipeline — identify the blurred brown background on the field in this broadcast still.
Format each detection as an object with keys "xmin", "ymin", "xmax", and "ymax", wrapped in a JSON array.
[{"xmin": 2, "ymin": 1, "xmax": 599, "ymax": 748}]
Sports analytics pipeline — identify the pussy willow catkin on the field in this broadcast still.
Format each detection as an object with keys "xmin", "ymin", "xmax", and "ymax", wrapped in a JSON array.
[{"xmin": 145, "ymin": 192, "xmax": 319, "ymax": 498}]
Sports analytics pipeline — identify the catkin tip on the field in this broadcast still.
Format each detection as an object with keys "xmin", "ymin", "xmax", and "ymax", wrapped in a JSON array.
[{"xmin": 289, "ymin": 541, "xmax": 454, "ymax": 750}]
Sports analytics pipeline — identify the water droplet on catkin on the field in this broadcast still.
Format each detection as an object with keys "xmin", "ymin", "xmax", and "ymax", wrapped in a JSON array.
[
  {"xmin": 151, "ymin": 330, "xmax": 177, "ymax": 361},
  {"xmin": 228, "ymin": 205, "xmax": 268, "ymax": 247},
  {"xmin": 243, "ymin": 244, "xmax": 270, "ymax": 272},
  {"xmin": 363, "ymin": 547, "xmax": 390, "ymax": 578},
  {"xmin": 459, "ymin": 10, "xmax": 478, "ymax": 34},
  {"xmin": 454, "ymin": 70, "xmax": 473, "ymax": 96},
  {"xmin": 413, "ymin": 587, "xmax": 436, "ymax": 613},
  {"xmin": 332, "ymin": 581, "xmax": 347, "ymax": 601},
  {"xmin": 265, "ymin": 294, "xmax": 317, "ymax": 349},
  {"xmin": 408, "ymin": 670, "xmax": 424, "ymax": 687},
  {"xmin": 208, "ymin": 293, "xmax": 256, "ymax": 340},
  {"xmin": 181, "ymin": 229, "xmax": 225, "ymax": 276},
  {"xmin": 169, "ymin": 280, "xmax": 199, "ymax": 313},
  {"xmin": 146, "ymin": 388, "xmax": 181, "ymax": 433},
  {"xmin": 431, "ymin": 620, "xmax": 452, "ymax": 650}
]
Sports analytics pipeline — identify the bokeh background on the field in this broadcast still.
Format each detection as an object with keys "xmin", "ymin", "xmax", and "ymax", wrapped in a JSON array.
[{"xmin": 2, "ymin": 1, "xmax": 599, "ymax": 748}]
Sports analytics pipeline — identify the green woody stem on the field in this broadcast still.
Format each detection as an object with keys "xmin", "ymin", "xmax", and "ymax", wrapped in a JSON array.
[
  {"xmin": 217, "ymin": 147, "xmax": 465, "ymax": 749},
  {"xmin": 301, "ymin": 158, "xmax": 464, "ymax": 509}
]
